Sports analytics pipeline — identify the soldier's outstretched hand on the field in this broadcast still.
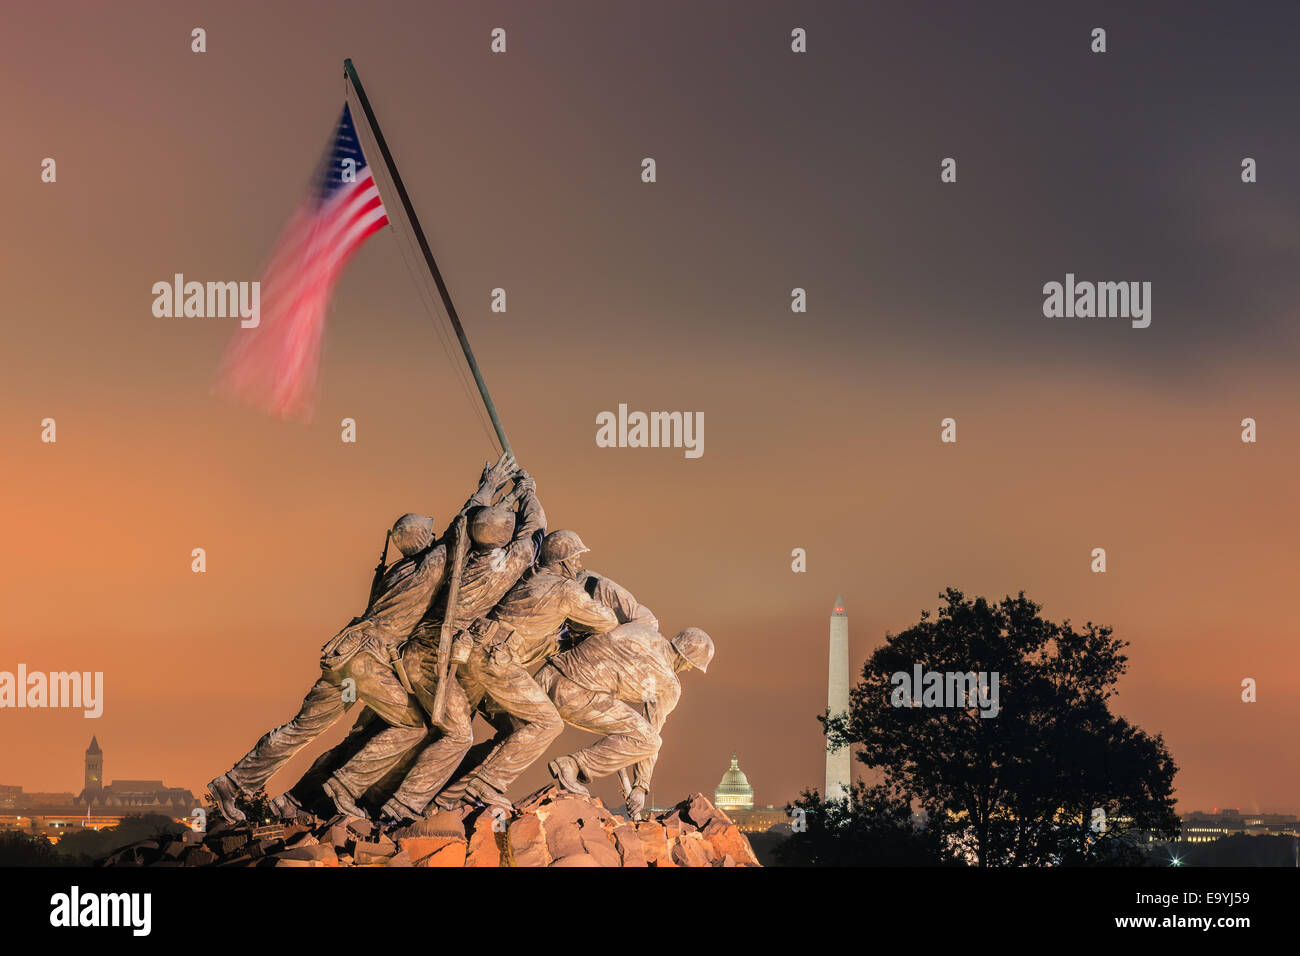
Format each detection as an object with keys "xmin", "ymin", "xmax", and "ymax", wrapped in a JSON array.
[{"xmin": 482, "ymin": 450, "xmax": 516, "ymax": 488}]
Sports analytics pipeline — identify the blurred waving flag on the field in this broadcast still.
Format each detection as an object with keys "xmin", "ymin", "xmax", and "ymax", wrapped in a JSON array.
[{"xmin": 215, "ymin": 103, "xmax": 389, "ymax": 421}]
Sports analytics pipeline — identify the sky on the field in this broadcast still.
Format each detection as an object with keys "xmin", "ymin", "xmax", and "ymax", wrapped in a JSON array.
[{"xmin": 2, "ymin": 0, "xmax": 1298, "ymax": 816}]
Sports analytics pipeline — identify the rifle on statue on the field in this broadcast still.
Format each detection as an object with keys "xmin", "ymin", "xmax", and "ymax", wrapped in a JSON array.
[
  {"xmin": 430, "ymin": 514, "xmax": 470, "ymax": 724},
  {"xmin": 368, "ymin": 529, "xmax": 392, "ymax": 607}
]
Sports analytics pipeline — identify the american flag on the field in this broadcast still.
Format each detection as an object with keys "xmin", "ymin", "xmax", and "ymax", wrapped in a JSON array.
[{"xmin": 216, "ymin": 103, "xmax": 389, "ymax": 421}]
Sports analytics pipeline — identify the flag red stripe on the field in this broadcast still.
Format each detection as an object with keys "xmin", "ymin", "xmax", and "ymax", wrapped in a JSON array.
[{"xmin": 214, "ymin": 121, "xmax": 391, "ymax": 421}]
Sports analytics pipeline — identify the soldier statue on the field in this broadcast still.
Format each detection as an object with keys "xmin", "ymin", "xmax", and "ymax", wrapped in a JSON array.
[
  {"xmin": 535, "ymin": 622, "xmax": 713, "ymax": 818},
  {"xmin": 206, "ymin": 460, "xmax": 717, "ymax": 830},
  {"xmin": 207, "ymin": 453, "xmax": 515, "ymax": 821},
  {"xmin": 315, "ymin": 469, "xmax": 546, "ymax": 818}
]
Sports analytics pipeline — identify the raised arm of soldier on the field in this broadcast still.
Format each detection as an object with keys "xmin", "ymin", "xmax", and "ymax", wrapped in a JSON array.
[
  {"xmin": 461, "ymin": 451, "xmax": 516, "ymax": 516},
  {"xmin": 494, "ymin": 469, "xmax": 547, "ymax": 578},
  {"xmin": 561, "ymin": 581, "xmax": 620, "ymax": 634},
  {"xmin": 361, "ymin": 452, "xmax": 512, "ymax": 633},
  {"xmin": 582, "ymin": 572, "xmax": 658, "ymax": 631},
  {"xmin": 448, "ymin": 467, "xmax": 548, "ymax": 623}
]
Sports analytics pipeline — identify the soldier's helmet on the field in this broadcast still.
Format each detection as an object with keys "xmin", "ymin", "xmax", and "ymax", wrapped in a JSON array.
[
  {"xmin": 671, "ymin": 628, "xmax": 714, "ymax": 673},
  {"xmin": 539, "ymin": 529, "xmax": 589, "ymax": 567},
  {"xmin": 391, "ymin": 513, "xmax": 435, "ymax": 557},
  {"xmin": 468, "ymin": 505, "xmax": 516, "ymax": 550}
]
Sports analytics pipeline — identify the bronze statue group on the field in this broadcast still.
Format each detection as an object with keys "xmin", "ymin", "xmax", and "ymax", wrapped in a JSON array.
[{"xmin": 208, "ymin": 453, "xmax": 714, "ymax": 825}]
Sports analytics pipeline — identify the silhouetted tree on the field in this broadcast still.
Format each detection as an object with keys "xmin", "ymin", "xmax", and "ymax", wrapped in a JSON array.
[
  {"xmin": 55, "ymin": 813, "xmax": 186, "ymax": 863},
  {"xmin": 775, "ymin": 781, "xmax": 951, "ymax": 866},
  {"xmin": 826, "ymin": 589, "xmax": 1178, "ymax": 866},
  {"xmin": 0, "ymin": 830, "xmax": 66, "ymax": 866}
]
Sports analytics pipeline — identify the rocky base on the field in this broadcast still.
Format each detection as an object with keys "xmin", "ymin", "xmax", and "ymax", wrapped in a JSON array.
[{"xmin": 99, "ymin": 786, "xmax": 760, "ymax": 868}]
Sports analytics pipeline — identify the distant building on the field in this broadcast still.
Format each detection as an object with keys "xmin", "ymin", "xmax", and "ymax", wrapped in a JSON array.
[
  {"xmin": 714, "ymin": 751, "xmax": 754, "ymax": 811},
  {"xmin": 13, "ymin": 792, "xmax": 76, "ymax": 807},
  {"xmin": 89, "ymin": 781, "xmax": 196, "ymax": 811},
  {"xmin": 729, "ymin": 807, "xmax": 788, "ymax": 833},
  {"xmin": 84, "ymin": 735, "xmax": 103, "ymax": 794},
  {"xmin": 7, "ymin": 812, "xmax": 127, "ymax": 844},
  {"xmin": 1176, "ymin": 809, "xmax": 1299, "ymax": 843},
  {"xmin": 710, "ymin": 752, "xmax": 788, "ymax": 832},
  {"xmin": 0, "ymin": 738, "xmax": 195, "ymax": 843},
  {"xmin": 75, "ymin": 737, "xmax": 195, "ymax": 811}
]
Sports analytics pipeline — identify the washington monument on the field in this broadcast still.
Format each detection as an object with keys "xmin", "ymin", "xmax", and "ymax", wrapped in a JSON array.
[{"xmin": 826, "ymin": 594, "xmax": 850, "ymax": 799}]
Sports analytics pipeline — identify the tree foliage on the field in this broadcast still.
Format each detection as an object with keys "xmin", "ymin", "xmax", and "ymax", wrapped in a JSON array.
[
  {"xmin": 55, "ymin": 812, "xmax": 187, "ymax": 863},
  {"xmin": 825, "ymin": 589, "xmax": 1178, "ymax": 866},
  {"xmin": 775, "ymin": 781, "xmax": 951, "ymax": 866},
  {"xmin": 0, "ymin": 830, "xmax": 66, "ymax": 866}
]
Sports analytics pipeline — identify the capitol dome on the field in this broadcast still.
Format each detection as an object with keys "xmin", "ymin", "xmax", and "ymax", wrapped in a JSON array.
[{"xmin": 714, "ymin": 751, "xmax": 754, "ymax": 810}]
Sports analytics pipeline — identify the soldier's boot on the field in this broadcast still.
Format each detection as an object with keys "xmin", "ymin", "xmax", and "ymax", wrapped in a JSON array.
[
  {"xmin": 322, "ymin": 776, "xmax": 367, "ymax": 819},
  {"xmin": 270, "ymin": 791, "xmax": 307, "ymax": 822},
  {"xmin": 207, "ymin": 773, "xmax": 247, "ymax": 822},
  {"xmin": 447, "ymin": 774, "xmax": 513, "ymax": 811},
  {"xmin": 547, "ymin": 756, "xmax": 590, "ymax": 796},
  {"xmin": 380, "ymin": 797, "xmax": 421, "ymax": 826},
  {"xmin": 433, "ymin": 777, "xmax": 470, "ymax": 812}
]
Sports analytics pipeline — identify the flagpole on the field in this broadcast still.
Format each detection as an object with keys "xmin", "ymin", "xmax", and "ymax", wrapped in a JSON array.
[{"xmin": 343, "ymin": 57, "xmax": 514, "ymax": 458}]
